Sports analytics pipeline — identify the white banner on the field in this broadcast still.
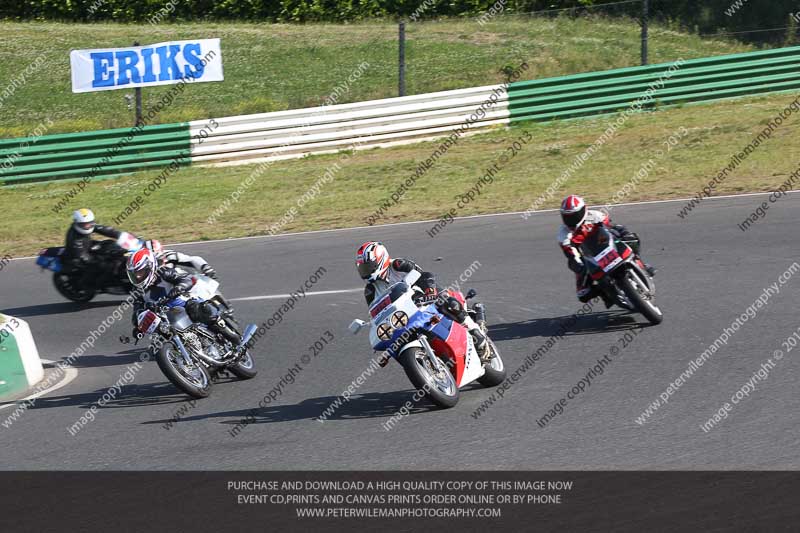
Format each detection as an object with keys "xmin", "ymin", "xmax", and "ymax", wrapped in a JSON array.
[{"xmin": 70, "ymin": 39, "xmax": 223, "ymax": 93}]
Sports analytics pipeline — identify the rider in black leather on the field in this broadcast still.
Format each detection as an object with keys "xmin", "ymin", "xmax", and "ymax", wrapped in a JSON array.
[
  {"xmin": 363, "ymin": 257, "xmax": 438, "ymax": 306},
  {"xmin": 126, "ymin": 248, "xmax": 241, "ymax": 347},
  {"xmin": 64, "ymin": 208, "xmax": 123, "ymax": 289}
]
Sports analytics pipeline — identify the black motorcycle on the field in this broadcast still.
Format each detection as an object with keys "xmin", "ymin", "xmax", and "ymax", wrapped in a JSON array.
[
  {"xmin": 36, "ymin": 232, "xmax": 144, "ymax": 302},
  {"xmin": 580, "ymin": 226, "xmax": 663, "ymax": 325}
]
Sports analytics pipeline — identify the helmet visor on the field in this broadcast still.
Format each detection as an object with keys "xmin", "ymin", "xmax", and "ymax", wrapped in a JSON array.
[
  {"xmin": 128, "ymin": 266, "xmax": 151, "ymax": 286},
  {"xmin": 77, "ymin": 221, "xmax": 95, "ymax": 232},
  {"xmin": 562, "ymin": 208, "xmax": 586, "ymax": 229},
  {"xmin": 357, "ymin": 260, "xmax": 378, "ymax": 280}
]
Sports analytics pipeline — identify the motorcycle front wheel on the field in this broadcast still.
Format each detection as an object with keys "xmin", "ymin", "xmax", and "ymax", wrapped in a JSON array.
[
  {"xmin": 477, "ymin": 339, "xmax": 506, "ymax": 387},
  {"xmin": 619, "ymin": 271, "xmax": 663, "ymax": 325},
  {"xmin": 52, "ymin": 272, "xmax": 95, "ymax": 302},
  {"xmin": 157, "ymin": 341, "xmax": 212, "ymax": 399},
  {"xmin": 398, "ymin": 347, "xmax": 459, "ymax": 408}
]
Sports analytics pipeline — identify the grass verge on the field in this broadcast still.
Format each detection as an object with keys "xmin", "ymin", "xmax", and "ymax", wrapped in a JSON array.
[
  {"xmin": 0, "ymin": 16, "xmax": 755, "ymax": 137},
  {"xmin": 3, "ymin": 91, "xmax": 799, "ymax": 257}
]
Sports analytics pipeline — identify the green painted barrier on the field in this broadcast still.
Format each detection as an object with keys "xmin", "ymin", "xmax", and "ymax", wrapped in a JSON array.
[
  {"xmin": 507, "ymin": 46, "xmax": 800, "ymax": 122},
  {"xmin": 0, "ymin": 122, "xmax": 191, "ymax": 185},
  {"xmin": 0, "ymin": 334, "xmax": 29, "ymax": 398}
]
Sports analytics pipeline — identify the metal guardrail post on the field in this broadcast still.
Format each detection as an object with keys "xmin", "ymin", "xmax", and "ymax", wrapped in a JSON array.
[
  {"xmin": 399, "ymin": 22, "xmax": 406, "ymax": 97},
  {"xmin": 133, "ymin": 41, "xmax": 143, "ymax": 126},
  {"xmin": 641, "ymin": 0, "xmax": 649, "ymax": 66}
]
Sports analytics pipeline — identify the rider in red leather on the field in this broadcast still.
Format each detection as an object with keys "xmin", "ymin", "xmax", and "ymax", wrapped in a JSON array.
[{"xmin": 558, "ymin": 195, "xmax": 654, "ymax": 304}]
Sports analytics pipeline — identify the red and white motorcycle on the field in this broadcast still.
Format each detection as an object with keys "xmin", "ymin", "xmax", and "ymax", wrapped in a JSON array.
[{"xmin": 350, "ymin": 271, "xmax": 506, "ymax": 408}]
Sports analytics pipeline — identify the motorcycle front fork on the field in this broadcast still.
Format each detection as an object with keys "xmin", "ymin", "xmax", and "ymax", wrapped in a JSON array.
[{"xmin": 171, "ymin": 335, "xmax": 197, "ymax": 367}]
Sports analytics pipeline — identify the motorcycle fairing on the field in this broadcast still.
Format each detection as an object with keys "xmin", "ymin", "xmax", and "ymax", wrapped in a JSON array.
[
  {"xmin": 430, "ymin": 320, "xmax": 468, "ymax": 385},
  {"xmin": 36, "ymin": 255, "xmax": 62, "ymax": 272}
]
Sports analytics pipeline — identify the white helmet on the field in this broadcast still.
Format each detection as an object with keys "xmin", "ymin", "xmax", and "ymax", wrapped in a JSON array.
[
  {"xmin": 356, "ymin": 241, "xmax": 391, "ymax": 281},
  {"xmin": 72, "ymin": 208, "xmax": 96, "ymax": 235}
]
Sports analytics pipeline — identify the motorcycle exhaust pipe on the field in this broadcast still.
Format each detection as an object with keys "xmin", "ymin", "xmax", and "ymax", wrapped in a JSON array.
[
  {"xmin": 239, "ymin": 324, "xmax": 258, "ymax": 348},
  {"xmin": 173, "ymin": 335, "xmax": 225, "ymax": 368}
]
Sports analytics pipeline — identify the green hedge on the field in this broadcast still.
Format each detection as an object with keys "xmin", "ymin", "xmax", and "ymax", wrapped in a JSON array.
[{"xmin": 1, "ymin": 1, "xmax": 797, "ymax": 44}]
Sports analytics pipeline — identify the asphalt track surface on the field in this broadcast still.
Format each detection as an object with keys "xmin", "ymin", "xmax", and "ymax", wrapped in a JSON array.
[{"xmin": 2, "ymin": 193, "xmax": 799, "ymax": 470}]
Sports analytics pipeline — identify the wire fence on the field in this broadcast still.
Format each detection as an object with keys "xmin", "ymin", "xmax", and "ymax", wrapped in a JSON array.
[{"xmin": 2, "ymin": 1, "xmax": 798, "ymax": 136}]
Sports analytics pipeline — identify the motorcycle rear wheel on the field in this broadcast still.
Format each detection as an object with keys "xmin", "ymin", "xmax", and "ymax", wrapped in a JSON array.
[
  {"xmin": 53, "ymin": 272, "xmax": 95, "ymax": 302},
  {"xmin": 619, "ymin": 271, "xmax": 663, "ymax": 325},
  {"xmin": 398, "ymin": 347, "xmax": 459, "ymax": 408},
  {"xmin": 157, "ymin": 341, "xmax": 212, "ymax": 399},
  {"xmin": 228, "ymin": 350, "xmax": 258, "ymax": 380}
]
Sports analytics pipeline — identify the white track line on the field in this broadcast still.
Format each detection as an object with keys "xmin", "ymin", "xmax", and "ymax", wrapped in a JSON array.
[
  {"xmin": 231, "ymin": 288, "xmax": 362, "ymax": 301},
  {"xmin": 165, "ymin": 190, "xmax": 800, "ymax": 248},
  {"xmin": 10, "ymin": 189, "xmax": 800, "ymax": 261},
  {"xmin": 0, "ymin": 359, "xmax": 79, "ymax": 411}
]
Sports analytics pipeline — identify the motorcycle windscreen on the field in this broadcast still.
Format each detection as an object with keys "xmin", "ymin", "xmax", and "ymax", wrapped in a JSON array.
[
  {"xmin": 369, "ymin": 282, "xmax": 409, "ymax": 319},
  {"xmin": 188, "ymin": 276, "xmax": 220, "ymax": 301},
  {"xmin": 580, "ymin": 227, "xmax": 613, "ymax": 257}
]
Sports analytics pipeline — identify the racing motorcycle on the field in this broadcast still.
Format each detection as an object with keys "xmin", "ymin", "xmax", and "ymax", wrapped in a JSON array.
[
  {"xmin": 349, "ymin": 270, "xmax": 506, "ymax": 408},
  {"xmin": 35, "ymin": 232, "xmax": 144, "ymax": 302},
  {"xmin": 123, "ymin": 275, "xmax": 258, "ymax": 399},
  {"xmin": 580, "ymin": 226, "xmax": 663, "ymax": 325}
]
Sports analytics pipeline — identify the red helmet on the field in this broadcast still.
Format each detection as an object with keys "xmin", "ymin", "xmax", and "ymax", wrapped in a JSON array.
[
  {"xmin": 356, "ymin": 241, "xmax": 391, "ymax": 281},
  {"xmin": 560, "ymin": 195, "xmax": 587, "ymax": 229},
  {"xmin": 126, "ymin": 248, "xmax": 158, "ymax": 289}
]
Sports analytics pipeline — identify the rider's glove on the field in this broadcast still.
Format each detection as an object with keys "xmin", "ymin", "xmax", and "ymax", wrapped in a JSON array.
[
  {"xmin": 201, "ymin": 264, "xmax": 218, "ymax": 279},
  {"xmin": 415, "ymin": 287, "xmax": 440, "ymax": 305},
  {"xmin": 167, "ymin": 287, "xmax": 184, "ymax": 299}
]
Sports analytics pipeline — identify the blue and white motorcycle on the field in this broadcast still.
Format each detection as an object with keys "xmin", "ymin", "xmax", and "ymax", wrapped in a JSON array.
[
  {"xmin": 350, "ymin": 271, "xmax": 506, "ymax": 408},
  {"xmin": 36, "ymin": 232, "xmax": 144, "ymax": 302}
]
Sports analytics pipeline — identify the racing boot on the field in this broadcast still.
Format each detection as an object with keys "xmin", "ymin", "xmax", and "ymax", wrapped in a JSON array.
[
  {"xmin": 210, "ymin": 319, "xmax": 242, "ymax": 355},
  {"xmin": 465, "ymin": 317, "xmax": 492, "ymax": 362},
  {"xmin": 636, "ymin": 258, "xmax": 656, "ymax": 277},
  {"xmin": 576, "ymin": 271, "xmax": 594, "ymax": 303},
  {"xmin": 600, "ymin": 291, "xmax": 615, "ymax": 309}
]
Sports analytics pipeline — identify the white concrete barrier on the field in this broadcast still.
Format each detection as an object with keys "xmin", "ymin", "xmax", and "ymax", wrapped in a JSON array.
[{"xmin": 0, "ymin": 314, "xmax": 44, "ymax": 397}]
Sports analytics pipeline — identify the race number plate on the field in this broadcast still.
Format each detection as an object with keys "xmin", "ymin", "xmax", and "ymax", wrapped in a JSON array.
[
  {"xmin": 137, "ymin": 310, "xmax": 161, "ymax": 335},
  {"xmin": 596, "ymin": 248, "xmax": 622, "ymax": 272}
]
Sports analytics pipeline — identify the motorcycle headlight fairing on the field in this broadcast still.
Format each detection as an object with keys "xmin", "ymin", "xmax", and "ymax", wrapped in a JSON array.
[
  {"xmin": 390, "ymin": 311, "xmax": 408, "ymax": 328},
  {"xmin": 377, "ymin": 323, "xmax": 394, "ymax": 341}
]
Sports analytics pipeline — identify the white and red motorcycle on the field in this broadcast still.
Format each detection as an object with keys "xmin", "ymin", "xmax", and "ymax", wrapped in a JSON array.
[{"xmin": 349, "ymin": 271, "xmax": 506, "ymax": 408}]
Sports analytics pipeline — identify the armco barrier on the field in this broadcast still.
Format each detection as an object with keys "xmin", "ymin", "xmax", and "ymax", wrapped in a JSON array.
[
  {"xmin": 506, "ymin": 46, "xmax": 800, "ymax": 122},
  {"xmin": 0, "ymin": 122, "xmax": 191, "ymax": 184},
  {"xmin": 188, "ymin": 83, "xmax": 511, "ymax": 167},
  {"xmin": 0, "ymin": 314, "xmax": 44, "ymax": 398},
  {"xmin": 2, "ymin": 46, "xmax": 799, "ymax": 184}
]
